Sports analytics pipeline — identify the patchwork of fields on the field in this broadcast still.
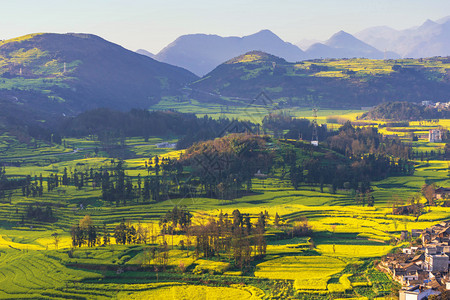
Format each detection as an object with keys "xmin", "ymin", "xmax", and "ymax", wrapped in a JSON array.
[{"xmin": 1, "ymin": 108, "xmax": 450, "ymax": 299}]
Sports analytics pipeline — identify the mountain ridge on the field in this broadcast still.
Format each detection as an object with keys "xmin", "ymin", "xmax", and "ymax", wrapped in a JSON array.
[
  {"xmin": 154, "ymin": 30, "xmax": 306, "ymax": 76},
  {"xmin": 305, "ymin": 30, "xmax": 400, "ymax": 59}
]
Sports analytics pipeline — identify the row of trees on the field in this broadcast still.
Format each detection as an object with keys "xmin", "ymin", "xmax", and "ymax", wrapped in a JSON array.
[
  {"xmin": 24, "ymin": 205, "xmax": 56, "ymax": 223},
  {"xmin": 71, "ymin": 216, "xmax": 156, "ymax": 248},
  {"xmin": 0, "ymin": 166, "xmax": 27, "ymax": 202},
  {"xmin": 262, "ymin": 112, "xmax": 327, "ymax": 140}
]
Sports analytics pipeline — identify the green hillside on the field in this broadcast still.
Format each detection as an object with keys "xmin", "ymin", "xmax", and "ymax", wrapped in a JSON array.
[
  {"xmin": 0, "ymin": 33, "xmax": 197, "ymax": 118},
  {"xmin": 189, "ymin": 51, "xmax": 450, "ymax": 108}
]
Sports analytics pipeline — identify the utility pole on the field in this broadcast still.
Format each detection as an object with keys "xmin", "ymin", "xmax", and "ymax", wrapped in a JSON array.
[{"xmin": 311, "ymin": 108, "xmax": 319, "ymax": 146}]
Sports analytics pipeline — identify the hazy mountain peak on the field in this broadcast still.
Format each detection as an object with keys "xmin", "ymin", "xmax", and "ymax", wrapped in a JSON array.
[
  {"xmin": 325, "ymin": 30, "xmax": 373, "ymax": 49},
  {"xmin": 419, "ymin": 19, "xmax": 438, "ymax": 29},
  {"xmin": 252, "ymin": 29, "xmax": 278, "ymax": 37},
  {"xmin": 155, "ymin": 30, "xmax": 305, "ymax": 76},
  {"xmin": 305, "ymin": 30, "xmax": 393, "ymax": 59},
  {"xmin": 136, "ymin": 49, "xmax": 155, "ymax": 59}
]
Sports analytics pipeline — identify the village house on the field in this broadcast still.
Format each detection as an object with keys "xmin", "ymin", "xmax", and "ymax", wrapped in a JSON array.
[
  {"xmin": 399, "ymin": 285, "xmax": 440, "ymax": 300},
  {"xmin": 403, "ymin": 247, "xmax": 422, "ymax": 255},
  {"xmin": 424, "ymin": 254, "xmax": 449, "ymax": 272},
  {"xmin": 434, "ymin": 187, "xmax": 450, "ymax": 200},
  {"xmin": 429, "ymin": 129, "xmax": 443, "ymax": 142}
]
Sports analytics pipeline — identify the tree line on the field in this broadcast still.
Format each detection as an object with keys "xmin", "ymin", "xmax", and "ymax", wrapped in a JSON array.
[{"xmin": 57, "ymin": 108, "xmax": 255, "ymax": 150}]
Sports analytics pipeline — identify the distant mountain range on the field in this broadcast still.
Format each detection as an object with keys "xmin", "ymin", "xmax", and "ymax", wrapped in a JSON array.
[
  {"xmin": 152, "ymin": 30, "xmax": 305, "ymax": 76},
  {"xmin": 138, "ymin": 16, "xmax": 449, "ymax": 75},
  {"xmin": 355, "ymin": 17, "xmax": 450, "ymax": 58}
]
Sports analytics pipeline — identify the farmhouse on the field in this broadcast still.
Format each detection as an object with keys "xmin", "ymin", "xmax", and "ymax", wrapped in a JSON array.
[
  {"xmin": 429, "ymin": 129, "xmax": 442, "ymax": 142},
  {"xmin": 434, "ymin": 187, "xmax": 450, "ymax": 200}
]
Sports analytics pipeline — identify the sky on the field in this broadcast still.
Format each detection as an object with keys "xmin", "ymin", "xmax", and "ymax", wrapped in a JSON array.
[{"xmin": 0, "ymin": 0, "xmax": 449, "ymax": 53}]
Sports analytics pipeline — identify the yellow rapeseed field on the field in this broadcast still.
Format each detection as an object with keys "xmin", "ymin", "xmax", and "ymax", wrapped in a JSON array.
[
  {"xmin": 119, "ymin": 283, "xmax": 263, "ymax": 300},
  {"xmin": 255, "ymin": 255, "xmax": 345, "ymax": 290}
]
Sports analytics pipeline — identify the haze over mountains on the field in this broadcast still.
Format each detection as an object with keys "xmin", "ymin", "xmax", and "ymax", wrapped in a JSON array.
[
  {"xmin": 139, "ymin": 16, "xmax": 450, "ymax": 76},
  {"xmin": 304, "ymin": 31, "xmax": 399, "ymax": 60},
  {"xmin": 356, "ymin": 16, "xmax": 450, "ymax": 58},
  {"xmin": 152, "ymin": 30, "xmax": 305, "ymax": 76}
]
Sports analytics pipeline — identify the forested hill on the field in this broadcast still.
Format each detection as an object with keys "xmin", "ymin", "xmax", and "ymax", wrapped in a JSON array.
[
  {"xmin": 360, "ymin": 102, "xmax": 450, "ymax": 121},
  {"xmin": 0, "ymin": 33, "xmax": 197, "ymax": 116},
  {"xmin": 189, "ymin": 51, "xmax": 450, "ymax": 108}
]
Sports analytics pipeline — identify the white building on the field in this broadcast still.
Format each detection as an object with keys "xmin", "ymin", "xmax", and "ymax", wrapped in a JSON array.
[
  {"xmin": 421, "ymin": 100, "xmax": 434, "ymax": 107},
  {"xmin": 155, "ymin": 142, "xmax": 177, "ymax": 149},
  {"xmin": 429, "ymin": 129, "xmax": 442, "ymax": 143},
  {"xmin": 399, "ymin": 286, "xmax": 440, "ymax": 300}
]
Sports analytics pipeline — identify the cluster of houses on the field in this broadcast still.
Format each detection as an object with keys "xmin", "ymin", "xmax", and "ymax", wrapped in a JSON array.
[
  {"xmin": 381, "ymin": 221, "xmax": 450, "ymax": 299},
  {"xmin": 421, "ymin": 100, "xmax": 450, "ymax": 110}
]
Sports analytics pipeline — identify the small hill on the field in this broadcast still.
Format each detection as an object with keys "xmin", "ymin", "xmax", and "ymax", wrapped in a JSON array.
[
  {"xmin": 154, "ymin": 30, "xmax": 305, "ymax": 76},
  {"xmin": 0, "ymin": 33, "xmax": 197, "ymax": 119},
  {"xmin": 189, "ymin": 51, "xmax": 450, "ymax": 108}
]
